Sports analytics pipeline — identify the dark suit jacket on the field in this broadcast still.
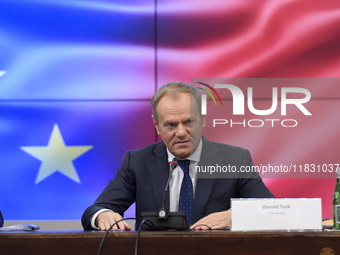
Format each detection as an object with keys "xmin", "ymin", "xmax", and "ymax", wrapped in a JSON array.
[
  {"xmin": 82, "ymin": 137, "xmax": 274, "ymax": 230},
  {"xmin": 0, "ymin": 210, "xmax": 3, "ymax": 228}
]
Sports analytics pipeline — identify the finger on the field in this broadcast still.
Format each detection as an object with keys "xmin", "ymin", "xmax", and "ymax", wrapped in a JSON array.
[
  {"xmin": 106, "ymin": 214, "xmax": 120, "ymax": 231},
  {"xmin": 99, "ymin": 220, "xmax": 110, "ymax": 231},
  {"xmin": 116, "ymin": 218, "xmax": 132, "ymax": 231},
  {"xmin": 190, "ymin": 223, "xmax": 201, "ymax": 230},
  {"xmin": 190, "ymin": 218, "xmax": 211, "ymax": 229},
  {"xmin": 123, "ymin": 221, "xmax": 132, "ymax": 231},
  {"xmin": 97, "ymin": 212, "xmax": 117, "ymax": 231},
  {"xmin": 191, "ymin": 225, "xmax": 201, "ymax": 230},
  {"xmin": 191, "ymin": 225, "xmax": 210, "ymax": 230},
  {"xmin": 111, "ymin": 220, "xmax": 119, "ymax": 231},
  {"xmin": 111, "ymin": 214, "xmax": 127, "ymax": 231},
  {"xmin": 99, "ymin": 222, "xmax": 105, "ymax": 231},
  {"xmin": 117, "ymin": 220, "xmax": 126, "ymax": 231},
  {"xmin": 190, "ymin": 218, "xmax": 204, "ymax": 229},
  {"xmin": 211, "ymin": 224, "xmax": 224, "ymax": 230},
  {"xmin": 190, "ymin": 224, "xmax": 198, "ymax": 230},
  {"xmin": 198, "ymin": 225, "xmax": 210, "ymax": 230},
  {"xmin": 105, "ymin": 219, "xmax": 115, "ymax": 231},
  {"xmin": 191, "ymin": 219, "xmax": 215, "ymax": 230},
  {"xmin": 101, "ymin": 216, "xmax": 115, "ymax": 231},
  {"xmin": 112, "ymin": 220, "xmax": 130, "ymax": 231},
  {"xmin": 190, "ymin": 223, "xmax": 206, "ymax": 230}
]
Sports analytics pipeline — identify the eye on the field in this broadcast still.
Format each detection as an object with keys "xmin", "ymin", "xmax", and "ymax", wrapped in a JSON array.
[
  {"xmin": 188, "ymin": 119, "xmax": 195, "ymax": 125},
  {"xmin": 166, "ymin": 123, "xmax": 176, "ymax": 129}
]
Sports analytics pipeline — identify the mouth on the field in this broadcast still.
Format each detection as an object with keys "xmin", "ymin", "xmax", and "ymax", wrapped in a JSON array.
[{"xmin": 175, "ymin": 140, "xmax": 190, "ymax": 145}]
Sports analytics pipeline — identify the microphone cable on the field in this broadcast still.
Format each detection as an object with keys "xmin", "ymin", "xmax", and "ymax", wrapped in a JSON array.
[{"xmin": 97, "ymin": 217, "xmax": 158, "ymax": 255}]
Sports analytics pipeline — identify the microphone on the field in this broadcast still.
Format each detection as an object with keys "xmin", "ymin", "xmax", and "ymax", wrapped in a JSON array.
[
  {"xmin": 141, "ymin": 158, "xmax": 189, "ymax": 230},
  {"xmin": 158, "ymin": 158, "xmax": 178, "ymax": 220}
]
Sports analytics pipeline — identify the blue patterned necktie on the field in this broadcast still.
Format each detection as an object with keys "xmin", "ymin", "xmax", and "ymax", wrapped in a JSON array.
[{"xmin": 177, "ymin": 159, "xmax": 194, "ymax": 226}]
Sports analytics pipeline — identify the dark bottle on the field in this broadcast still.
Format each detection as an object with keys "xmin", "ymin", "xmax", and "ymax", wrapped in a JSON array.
[{"xmin": 333, "ymin": 168, "xmax": 340, "ymax": 229}]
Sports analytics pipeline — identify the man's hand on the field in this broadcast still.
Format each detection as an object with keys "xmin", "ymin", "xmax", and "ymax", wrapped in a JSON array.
[
  {"xmin": 96, "ymin": 211, "xmax": 131, "ymax": 231},
  {"xmin": 190, "ymin": 210, "xmax": 231, "ymax": 230}
]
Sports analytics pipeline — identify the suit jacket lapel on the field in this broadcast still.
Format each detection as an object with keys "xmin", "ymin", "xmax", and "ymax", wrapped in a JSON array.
[
  {"xmin": 146, "ymin": 142, "xmax": 170, "ymax": 211},
  {"xmin": 194, "ymin": 137, "xmax": 223, "ymax": 222}
]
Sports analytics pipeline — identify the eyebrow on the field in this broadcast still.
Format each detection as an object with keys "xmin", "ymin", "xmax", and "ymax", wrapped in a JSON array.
[
  {"xmin": 163, "ymin": 120, "xmax": 176, "ymax": 126},
  {"xmin": 164, "ymin": 118, "xmax": 193, "ymax": 125}
]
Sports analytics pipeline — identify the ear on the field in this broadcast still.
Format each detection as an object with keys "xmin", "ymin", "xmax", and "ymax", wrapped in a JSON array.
[{"xmin": 152, "ymin": 115, "xmax": 160, "ymax": 135}]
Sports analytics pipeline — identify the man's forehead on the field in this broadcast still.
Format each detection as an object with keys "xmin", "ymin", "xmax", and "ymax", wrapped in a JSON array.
[
  {"xmin": 160, "ymin": 91, "xmax": 189, "ymax": 101},
  {"xmin": 159, "ymin": 108, "xmax": 190, "ymax": 122},
  {"xmin": 156, "ymin": 92, "xmax": 200, "ymax": 117},
  {"xmin": 158, "ymin": 111, "xmax": 201, "ymax": 124},
  {"xmin": 159, "ymin": 92, "xmax": 199, "ymax": 107}
]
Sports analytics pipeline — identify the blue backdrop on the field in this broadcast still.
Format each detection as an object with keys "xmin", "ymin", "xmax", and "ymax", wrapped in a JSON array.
[{"xmin": 0, "ymin": 0, "xmax": 155, "ymax": 220}]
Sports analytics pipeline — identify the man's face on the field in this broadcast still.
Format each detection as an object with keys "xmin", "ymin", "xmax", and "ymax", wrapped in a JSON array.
[{"xmin": 152, "ymin": 92, "xmax": 205, "ymax": 159}]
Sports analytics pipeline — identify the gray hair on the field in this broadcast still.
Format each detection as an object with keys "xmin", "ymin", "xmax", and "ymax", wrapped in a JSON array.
[{"xmin": 151, "ymin": 81, "xmax": 201, "ymax": 123}]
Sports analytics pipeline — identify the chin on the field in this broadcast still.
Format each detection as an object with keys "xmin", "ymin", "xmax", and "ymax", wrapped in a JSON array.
[{"xmin": 173, "ymin": 151, "xmax": 190, "ymax": 159}]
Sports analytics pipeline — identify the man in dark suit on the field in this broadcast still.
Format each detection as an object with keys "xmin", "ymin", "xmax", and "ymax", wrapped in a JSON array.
[
  {"xmin": 0, "ymin": 210, "xmax": 4, "ymax": 227},
  {"xmin": 82, "ymin": 81, "xmax": 273, "ymax": 231}
]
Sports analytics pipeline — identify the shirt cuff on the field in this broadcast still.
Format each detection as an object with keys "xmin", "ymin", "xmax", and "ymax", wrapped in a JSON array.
[{"xmin": 90, "ymin": 209, "xmax": 114, "ymax": 230}]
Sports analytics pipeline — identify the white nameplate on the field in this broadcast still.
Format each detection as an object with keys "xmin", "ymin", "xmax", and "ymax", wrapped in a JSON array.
[{"xmin": 231, "ymin": 198, "xmax": 322, "ymax": 231}]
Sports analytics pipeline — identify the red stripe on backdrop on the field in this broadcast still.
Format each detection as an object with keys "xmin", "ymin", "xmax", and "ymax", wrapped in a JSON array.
[{"xmin": 156, "ymin": 0, "xmax": 340, "ymax": 218}]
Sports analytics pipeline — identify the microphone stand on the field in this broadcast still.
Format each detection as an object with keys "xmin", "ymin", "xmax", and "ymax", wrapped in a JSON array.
[{"xmin": 141, "ymin": 158, "xmax": 189, "ymax": 230}]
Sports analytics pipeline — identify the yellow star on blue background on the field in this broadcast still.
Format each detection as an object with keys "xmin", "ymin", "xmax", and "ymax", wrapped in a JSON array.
[{"xmin": 21, "ymin": 124, "xmax": 93, "ymax": 184}]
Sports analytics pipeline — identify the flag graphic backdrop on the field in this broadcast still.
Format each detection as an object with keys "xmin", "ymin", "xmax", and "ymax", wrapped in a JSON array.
[{"xmin": 0, "ymin": 0, "xmax": 340, "ymax": 220}]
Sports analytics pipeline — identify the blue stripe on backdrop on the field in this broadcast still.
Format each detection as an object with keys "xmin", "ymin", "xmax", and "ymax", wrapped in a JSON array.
[
  {"xmin": 0, "ymin": 101, "xmax": 154, "ymax": 220},
  {"xmin": 0, "ymin": 0, "xmax": 155, "ymax": 100}
]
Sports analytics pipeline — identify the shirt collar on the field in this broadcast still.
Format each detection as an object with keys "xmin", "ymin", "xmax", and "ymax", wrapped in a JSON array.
[{"xmin": 166, "ymin": 138, "xmax": 202, "ymax": 163}]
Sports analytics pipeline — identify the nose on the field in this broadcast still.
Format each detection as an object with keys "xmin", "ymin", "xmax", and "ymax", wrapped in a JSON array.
[{"xmin": 175, "ymin": 123, "xmax": 187, "ymax": 138}]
